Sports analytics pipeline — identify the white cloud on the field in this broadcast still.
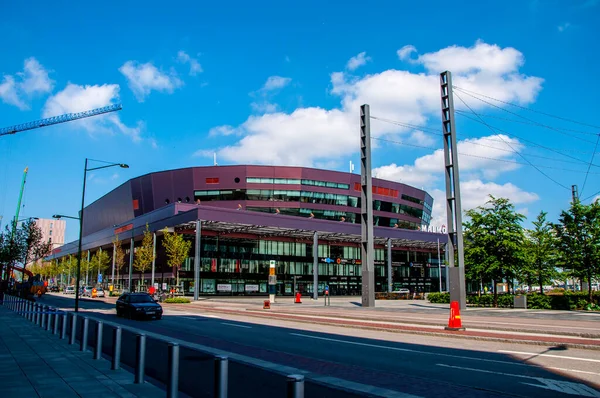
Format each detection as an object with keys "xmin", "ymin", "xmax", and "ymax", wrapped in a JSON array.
[
  {"xmin": 250, "ymin": 101, "xmax": 278, "ymax": 113},
  {"xmin": 397, "ymin": 45, "xmax": 417, "ymax": 61},
  {"xmin": 428, "ymin": 181, "xmax": 539, "ymax": 226},
  {"xmin": 409, "ymin": 130, "xmax": 436, "ymax": 146},
  {"xmin": 346, "ymin": 52, "xmax": 371, "ymax": 71},
  {"xmin": 261, "ymin": 76, "xmax": 291, "ymax": 91},
  {"xmin": 203, "ymin": 40, "xmax": 543, "ymax": 168},
  {"xmin": 43, "ymin": 83, "xmax": 144, "ymax": 143},
  {"xmin": 177, "ymin": 51, "xmax": 203, "ymax": 76},
  {"xmin": 558, "ymin": 22, "xmax": 571, "ymax": 32},
  {"xmin": 119, "ymin": 61, "xmax": 183, "ymax": 102},
  {"xmin": 208, "ymin": 125, "xmax": 238, "ymax": 137},
  {"xmin": 0, "ymin": 57, "xmax": 54, "ymax": 110}
]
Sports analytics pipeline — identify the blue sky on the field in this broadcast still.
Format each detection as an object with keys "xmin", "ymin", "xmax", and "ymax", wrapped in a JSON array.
[{"xmin": 1, "ymin": 0, "xmax": 599, "ymax": 244}]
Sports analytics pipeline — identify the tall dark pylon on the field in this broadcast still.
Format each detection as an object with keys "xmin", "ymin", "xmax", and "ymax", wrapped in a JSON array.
[
  {"xmin": 360, "ymin": 104, "xmax": 375, "ymax": 307},
  {"xmin": 440, "ymin": 71, "xmax": 466, "ymax": 310}
]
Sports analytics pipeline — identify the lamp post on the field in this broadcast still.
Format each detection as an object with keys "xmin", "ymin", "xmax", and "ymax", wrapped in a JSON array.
[{"xmin": 54, "ymin": 158, "xmax": 129, "ymax": 312}]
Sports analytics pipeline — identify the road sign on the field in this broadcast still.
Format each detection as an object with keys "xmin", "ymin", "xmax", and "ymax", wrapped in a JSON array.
[
  {"xmin": 97, "ymin": 274, "xmax": 102, "ymax": 283},
  {"xmin": 269, "ymin": 260, "xmax": 276, "ymax": 267}
]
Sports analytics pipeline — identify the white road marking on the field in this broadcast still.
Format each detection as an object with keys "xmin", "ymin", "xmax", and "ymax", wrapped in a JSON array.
[
  {"xmin": 221, "ymin": 322, "xmax": 252, "ymax": 329},
  {"xmin": 498, "ymin": 350, "xmax": 600, "ymax": 363},
  {"xmin": 436, "ymin": 364, "xmax": 600, "ymax": 397},
  {"xmin": 290, "ymin": 333, "xmax": 535, "ymax": 367}
]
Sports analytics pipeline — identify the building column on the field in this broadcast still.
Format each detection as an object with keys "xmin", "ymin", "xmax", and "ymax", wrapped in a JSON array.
[
  {"xmin": 312, "ymin": 231, "xmax": 318, "ymax": 300},
  {"xmin": 387, "ymin": 238, "xmax": 392, "ymax": 293},
  {"xmin": 151, "ymin": 232, "xmax": 157, "ymax": 289},
  {"xmin": 111, "ymin": 242, "xmax": 116, "ymax": 287},
  {"xmin": 128, "ymin": 237, "xmax": 134, "ymax": 292},
  {"xmin": 194, "ymin": 220, "xmax": 201, "ymax": 301}
]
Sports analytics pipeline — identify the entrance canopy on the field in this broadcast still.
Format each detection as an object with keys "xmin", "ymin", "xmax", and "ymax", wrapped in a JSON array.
[{"xmin": 48, "ymin": 203, "xmax": 446, "ymax": 259}]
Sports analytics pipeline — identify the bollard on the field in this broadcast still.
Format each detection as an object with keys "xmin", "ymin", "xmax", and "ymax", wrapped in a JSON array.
[
  {"xmin": 286, "ymin": 375, "xmax": 305, "ymax": 398},
  {"xmin": 27, "ymin": 302, "xmax": 32, "ymax": 321},
  {"xmin": 214, "ymin": 355, "xmax": 229, "ymax": 398},
  {"xmin": 46, "ymin": 307, "xmax": 54, "ymax": 331},
  {"xmin": 94, "ymin": 321, "xmax": 103, "ymax": 360},
  {"xmin": 41, "ymin": 306, "xmax": 48, "ymax": 329},
  {"xmin": 167, "ymin": 343, "xmax": 180, "ymax": 398},
  {"xmin": 81, "ymin": 317, "xmax": 89, "ymax": 352},
  {"xmin": 53, "ymin": 311, "xmax": 59, "ymax": 335},
  {"xmin": 134, "ymin": 334, "xmax": 146, "ymax": 384},
  {"xmin": 61, "ymin": 314, "xmax": 67, "ymax": 340},
  {"xmin": 69, "ymin": 315, "xmax": 78, "ymax": 345},
  {"xmin": 111, "ymin": 327, "xmax": 122, "ymax": 370},
  {"xmin": 35, "ymin": 304, "xmax": 40, "ymax": 325},
  {"xmin": 20, "ymin": 299, "xmax": 25, "ymax": 315}
]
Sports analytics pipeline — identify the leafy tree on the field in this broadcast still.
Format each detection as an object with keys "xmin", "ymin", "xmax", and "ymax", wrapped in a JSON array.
[
  {"xmin": 463, "ymin": 196, "xmax": 526, "ymax": 306},
  {"xmin": 91, "ymin": 250, "xmax": 111, "ymax": 283},
  {"xmin": 113, "ymin": 235, "xmax": 126, "ymax": 286},
  {"xmin": 134, "ymin": 224, "xmax": 155, "ymax": 288},
  {"xmin": 20, "ymin": 219, "xmax": 53, "ymax": 276},
  {"xmin": 80, "ymin": 250, "xmax": 91, "ymax": 286},
  {"xmin": 162, "ymin": 227, "xmax": 191, "ymax": 288},
  {"xmin": 521, "ymin": 211, "xmax": 559, "ymax": 294},
  {"xmin": 553, "ymin": 200, "xmax": 600, "ymax": 303}
]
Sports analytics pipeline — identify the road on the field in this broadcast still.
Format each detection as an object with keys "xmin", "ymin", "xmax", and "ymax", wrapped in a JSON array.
[{"xmin": 40, "ymin": 294, "xmax": 600, "ymax": 398}]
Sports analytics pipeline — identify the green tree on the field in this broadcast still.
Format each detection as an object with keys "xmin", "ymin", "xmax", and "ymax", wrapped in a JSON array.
[
  {"xmin": 134, "ymin": 224, "xmax": 155, "ymax": 288},
  {"xmin": 21, "ymin": 219, "xmax": 53, "ymax": 277},
  {"xmin": 161, "ymin": 227, "xmax": 191, "ymax": 288},
  {"xmin": 521, "ymin": 211, "xmax": 559, "ymax": 294},
  {"xmin": 113, "ymin": 235, "xmax": 126, "ymax": 286},
  {"xmin": 80, "ymin": 250, "xmax": 90, "ymax": 287},
  {"xmin": 91, "ymin": 250, "xmax": 111, "ymax": 283},
  {"xmin": 463, "ymin": 196, "xmax": 526, "ymax": 306},
  {"xmin": 553, "ymin": 200, "xmax": 600, "ymax": 303}
]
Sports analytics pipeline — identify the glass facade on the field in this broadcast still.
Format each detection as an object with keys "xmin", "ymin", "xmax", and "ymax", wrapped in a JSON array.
[
  {"xmin": 115, "ymin": 236, "xmax": 444, "ymax": 297},
  {"xmin": 195, "ymin": 188, "xmax": 430, "ymax": 230},
  {"xmin": 246, "ymin": 177, "xmax": 350, "ymax": 190}
]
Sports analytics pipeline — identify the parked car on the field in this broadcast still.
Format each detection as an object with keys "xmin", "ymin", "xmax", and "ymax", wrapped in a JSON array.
[
  {"xmin": 116, "ymin": 292, "xmax": 163, "ymax": 320},
  {"xmin": 64, "ymin": 286, "xmax": 75, "ymax": 295},
  {"xmin": 392, "ymin": 288, "xmax": 411, "ymax": 294},
  {"xmin": 95, "ymin": 288, "xmax": 105, "ymax": 298},
  {"xmin": 49, "ymin": 285, "xmax": 59, "ymax": 293},
  {"xmin": 81, "ymin": 286, "xmax": 94, "ymax": 297}
]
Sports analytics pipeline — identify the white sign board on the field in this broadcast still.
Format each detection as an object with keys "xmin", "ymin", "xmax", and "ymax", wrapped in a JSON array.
[
  {"xmin": 217, "ymin": 284, "xmax": 232, "ymax": 292},
  {"xmin": 420, "ymin": 224, "xmax": 447, "ymax": 234},
  {"xmin": 269, "ymin": 260, "xmax": 276, "ymax": 268},
  {"xmin": 162, "ymin": 283, "xmax": 167, "ymax": 290},
  {"xmin": 245, "ymin": 284, "xmax": 259, "ymax": 292},
  {"xmin": 153, "ymin": 283, "xmax": 159, "ymax": 289}
]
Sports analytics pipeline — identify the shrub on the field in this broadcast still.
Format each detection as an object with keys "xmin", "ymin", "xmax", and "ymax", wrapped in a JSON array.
[
  {"xmin": 427, "ymin": 292, "xmax": 450, "ymax": 304},
  {"xmin": 164, "ymin": 297, "xmax": 190, "ymax": 304}
]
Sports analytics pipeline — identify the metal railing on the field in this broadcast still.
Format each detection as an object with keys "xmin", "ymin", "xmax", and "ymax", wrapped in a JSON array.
[{"xmin": 1, "ymin": 294, "xmax": 305, "ymax": 398}]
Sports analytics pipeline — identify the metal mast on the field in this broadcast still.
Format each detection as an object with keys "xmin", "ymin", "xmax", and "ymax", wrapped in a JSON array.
[
  {"xmin": 360, "ymin": 104, "xmax": 375, "ymax": 307},
  {"xmin": 440, "ymin": 71, "xmax": 466, "ymax": 310}
]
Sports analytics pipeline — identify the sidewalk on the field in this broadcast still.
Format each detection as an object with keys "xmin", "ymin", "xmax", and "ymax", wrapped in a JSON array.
[{"xmin": 0, "ymin": 305, "xmax": 165, "ymax": 398}]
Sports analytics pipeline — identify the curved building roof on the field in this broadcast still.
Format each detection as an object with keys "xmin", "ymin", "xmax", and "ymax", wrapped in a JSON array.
[{"xmin": 82, "ymin": 165, "xmax": 434, "ymax": 237}]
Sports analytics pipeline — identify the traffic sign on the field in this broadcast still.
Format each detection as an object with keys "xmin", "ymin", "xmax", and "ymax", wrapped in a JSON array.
[
  {"xmin": 269, "ymin": 260, "xmax": 276, "ymax": 267},
  {"xmin": 97, "ymin": 274, "xmax": 102, "ymax": 283}
]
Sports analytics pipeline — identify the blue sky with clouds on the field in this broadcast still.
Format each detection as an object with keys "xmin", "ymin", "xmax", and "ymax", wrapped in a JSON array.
[{"xmin": 1, "ymin": 0, "xmax": 599, "ymax": 243}]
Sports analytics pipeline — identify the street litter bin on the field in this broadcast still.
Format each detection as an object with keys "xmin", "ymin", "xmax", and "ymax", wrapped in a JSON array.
[{"xmin": 514, "ymin": 295, "xmax": 527, "ymax": 309}]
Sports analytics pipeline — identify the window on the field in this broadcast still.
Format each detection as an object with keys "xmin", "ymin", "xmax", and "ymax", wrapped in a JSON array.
[
  {"xmin": 49, "ymin": 230, "xmax": 52, "ymax": 236},
  {"xmin": 206, "ymin": 177, "xmax": 220, "ymax": 184}
]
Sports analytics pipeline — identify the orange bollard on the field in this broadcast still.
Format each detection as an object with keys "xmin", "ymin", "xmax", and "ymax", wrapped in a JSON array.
[
  {"xmin": 445, "ymin": 301, "xmax": 465, "ymax": 331},
  {"xmin": 294, "ymin": 292, "xmax": 302, "ymax": 304},
  {"xmin": 263, "ymin": 300, "xmax": 271, "ymax": 309}
]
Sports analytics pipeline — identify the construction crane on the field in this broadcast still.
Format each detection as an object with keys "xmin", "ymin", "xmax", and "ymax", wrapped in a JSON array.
[{"xmin": 0, "ymin": 103, "xmax": 123, "ymax": 137}]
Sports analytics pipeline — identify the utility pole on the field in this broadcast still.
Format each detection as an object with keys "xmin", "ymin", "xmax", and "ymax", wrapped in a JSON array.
[
  {"xmin": 440, "ymin": 71, "xmax": 466, "ymax": 310},
  {"xmin": 360, "ymin": 104, "xmax": 375, "ymax": 307},
  {"xmin": 572, "ymin": 185, "xmax": 579, "ymax": 203}
]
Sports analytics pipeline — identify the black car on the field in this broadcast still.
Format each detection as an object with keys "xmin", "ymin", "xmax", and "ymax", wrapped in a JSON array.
[{"xmin": 116, "ymin": 292, "xmax": 163, "ymax": 320}]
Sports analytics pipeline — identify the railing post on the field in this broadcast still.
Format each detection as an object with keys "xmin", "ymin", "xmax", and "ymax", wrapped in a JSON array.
[
  {"xmin": 61, "ymin": 313, "xmax": 68, "ymax": 340},
  {"xmin": 214, "ymin": 355, "xmax": 228, "ymax": 398},
  {"xmin": 81, "ymin": 317, "xmax": 89, "ymax": 351},
  {"xmin": 27, "ymin": 301, "xmax": 32, "ymax": 321},
  {"xmin": 134, "ymin": 334, "xmax": 146, "ymax": 384},
  {"xmin": 111, "ymin": 327, "xmax": 122, "ymax": 370},
  {"xmin": 287, "ymin": 375, "xmax": 305, "ymax": 398},
  {"xmin": 35, "ymin": 304, "xmax": 40, "ymax": 325},
  {"xmin": 167, "ymin": 343, "xmax": 180, "ymax": 398},
  {"xmin": 53, "ymin": 311, "xmax": 59, "ymax": 335},
  {"xmin": 45, "ymin": 307, "xmax": 52, "ymax": 331},
  {"xmin": 41, "ymin": 305, "xmax": 48, "ymax": 329},
  {"xmin": 69, "ymin": 314, "xmax": 78, "ymax": 345},
  {"xmin": 94, "ymin": 321, "xmax": 103, "ymax": 360}
]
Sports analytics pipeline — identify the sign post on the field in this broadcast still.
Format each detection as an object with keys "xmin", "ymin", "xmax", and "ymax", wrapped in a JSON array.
[{"xmin": 269, "ymin": 260, "xmax": 277, "ymax": 304}]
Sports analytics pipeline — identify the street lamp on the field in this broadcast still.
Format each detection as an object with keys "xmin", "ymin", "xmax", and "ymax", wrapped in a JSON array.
[{"xmin": 56, "ymin": 158, "xmax": 129, "ymax": 312}]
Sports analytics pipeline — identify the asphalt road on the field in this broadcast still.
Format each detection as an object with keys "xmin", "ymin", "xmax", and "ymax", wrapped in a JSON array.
[{"xmin": 40, "ymin": 294, "xmax": 600, "ymax": 398}]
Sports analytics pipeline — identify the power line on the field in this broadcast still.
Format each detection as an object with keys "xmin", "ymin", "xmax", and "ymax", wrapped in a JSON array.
[
  {"xmin": 370, "ymin": 136, "xmax": 600, "ymax": 175},
  {"xmin": 457, "ymin": 111, "xmax": 599, "ymax": 166},
  {"xmin": 580, "ymin": 134, "xmax": 600, "ymax": 197},
  {"xmin": 453, "ymin": 90, "xmax": 571, "ymax": 190},
  {"xmin": 582, "ymin": 189, "xmax": 600, "ymax": 202},
  {"xmin": 454, "ymin": 110, "xmax": 598, "ymax": 137},
  {"xmin": 372, "ymin": 114, "xmax": 600, "ymax": 167},
  {"xmin": 453, "ymin": 86, "xmax": 600, "ymax": 130},
  {"xmin": 453, "ymin": 87, "xmax": 597, "ymax": 144}
]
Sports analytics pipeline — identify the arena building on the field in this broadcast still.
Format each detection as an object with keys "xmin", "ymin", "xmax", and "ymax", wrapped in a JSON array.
[{"xmin": 49, "ymin": 165, "xmax": 448, "ymax": 296}]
